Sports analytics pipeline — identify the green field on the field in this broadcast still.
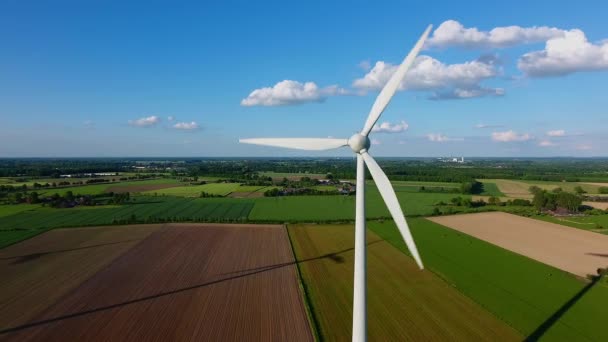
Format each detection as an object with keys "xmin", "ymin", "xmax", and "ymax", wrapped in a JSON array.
[
  {"xmin": 533, "ymin": 215, "xmax": 608, "ymax": 234},
  {"xmin": 0, "ymin": 197, "xmax": 254, "ymax": 248},
  {"xmin": 249, "ymin": 190, "xmax": 460, "ymax": 221},
  {"xmin": 369, "ymin": 218, "xmax": 608, "ymax": 341},
  {"xmin": 261, "ymin": 171, "xmax": 327, "ymax": 179},
  {"xmin": 143, "ymin": 182, "xmax": 241, "ymax": 197},
  {"xmin": 0, "ymin": 204, "xmax": 41, "ymax": 218},
  {"xmin": 30, "ymin": 178, "xmax": 181, "ymax": 197},
  {"xmin": 288, "ymin": 224, "xmax": 521, "ymax": 340},
  {"xmin": 479, "ymin": 181, "xmax": 505, "ymax": 196}
]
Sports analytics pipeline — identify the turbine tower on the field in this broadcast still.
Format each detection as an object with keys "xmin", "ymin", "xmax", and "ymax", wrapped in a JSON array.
[{"xmin": 240, "ymin": 25, "xmax": 432, "ymax": 342}]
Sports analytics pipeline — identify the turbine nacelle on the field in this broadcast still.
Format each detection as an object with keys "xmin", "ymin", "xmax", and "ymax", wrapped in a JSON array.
[{"xmin": 348, "ymin": 134, "xmax": 370, "ymax": 154}]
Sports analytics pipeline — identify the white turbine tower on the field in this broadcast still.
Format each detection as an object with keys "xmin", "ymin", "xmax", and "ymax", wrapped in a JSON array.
[{"xmin": 240, "ymin": 25, "xmax": 432, "ymax": 342}]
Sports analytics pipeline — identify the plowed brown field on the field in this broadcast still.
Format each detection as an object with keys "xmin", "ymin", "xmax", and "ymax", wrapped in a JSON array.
[{"xmin": 0, "ymin": 224, "xmax": 312, "ymax": 342}]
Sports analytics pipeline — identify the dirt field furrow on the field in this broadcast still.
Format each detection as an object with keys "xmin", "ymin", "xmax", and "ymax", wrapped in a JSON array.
[
  {"xmin": 0, "ymin": 224, "xmax": 312, "ymax": 342},
  {"xmin": 429, "ymin": 212, "xmax": 608, "ymax": 277}
]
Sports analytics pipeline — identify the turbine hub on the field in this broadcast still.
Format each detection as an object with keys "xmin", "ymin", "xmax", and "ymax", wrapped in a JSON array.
[{"xmin": 348, "ymin": 133, "xmax": 370, "ymax": 153}]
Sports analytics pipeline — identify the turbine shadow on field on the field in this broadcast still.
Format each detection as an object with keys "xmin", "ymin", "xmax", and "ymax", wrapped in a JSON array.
[
  {"xmin": 0, "ymin": 239, "xmax": 384, "ymax": 335},
  {"xmin": 586, "ymin": 252, "xmax": 608, "ymax": 258},
  {"xmin": 524, "ymin": 273, "xmax": 603, "ymax": 341},
  {"xmin": 0, "ymin": 239, "xmax": 143, "ymax": 264},
  {"xmin": 219, "ymin": 238, "xmax": 384, "ymax": 276}
]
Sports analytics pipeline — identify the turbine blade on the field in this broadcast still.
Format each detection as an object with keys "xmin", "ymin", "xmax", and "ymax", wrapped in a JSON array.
[
  {"xmin": 239, "ymin": 138, "xmax": 348, "ymax": 151},
  {"xmin": 361, "ymin": 152, "xmax": 423, "ymax": 269},
  {"xmin": 360, "ymin": 25, "xmax": 433, "ymax": 136}
]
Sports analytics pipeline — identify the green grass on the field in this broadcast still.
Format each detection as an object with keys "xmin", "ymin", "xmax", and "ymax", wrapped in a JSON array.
[
  {"xmin": 234, "ymin": 185, "xmax": 266, "ymax": 192},
  {"xmin": 479, "ymin": 181, "xmax": 505, "ymax": 196},
  {"xmin": 0, "ymin": 197, "xmax": 254, "ymax": 248},
  {"xmin": 368, "ymin": 218, "xmax": 608, "ymax": 341},
  {"xmin": 533, "ymin": 214, "xmax": 608, "ymax": 234},
  {"xmin": 260, "ymin": 171, "xmax": 326, "ymax": 179},
  {"xmin": 248, "ymin": 189, "xmax": 460, "ymax": 221},
  {"xmin": 143, "ymin": 182, "xmax": 241, "ymax": 197},
  {"xmin": 0, "ymin": 204, "xmax": 42, "ymax": 218}
]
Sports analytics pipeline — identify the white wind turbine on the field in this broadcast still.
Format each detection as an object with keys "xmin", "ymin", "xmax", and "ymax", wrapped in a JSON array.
[{"xmin": 240, "ymin": 25, "xmax": 432, "ymax": 342}]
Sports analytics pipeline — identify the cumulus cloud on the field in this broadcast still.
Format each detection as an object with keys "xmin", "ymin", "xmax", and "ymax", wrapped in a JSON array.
[
  {"xmin": 518, "ymin": 30, "xmax": 608, "ymax": 77},
  {"xmin": 241, "ymin": 80, "xmax": 349, "ymax": 106},
  {"xmin": 353, "ymin": 55, "xmax": 501, "ymax": 99},
  {"xmin": 491, "ymin": 130, "xmax": 532, "ymax": 142},
  {"xmin": 173, "ymin": 121, "xmax": 199, "ymax": 130},
  {"xmin": 539, "ymin": 140, "xmax": 556, "ymax": 147},
  {"xmin": 475, "ymin": 123, "xmax": 504, "ymax": 129},
  {"xmin": 372, "ymin": 120, "xmax": 409, "ymax": 133},
  {"xmin": 546, "ymin": 129, "xmax": 566, "ymax": 137},
  {"xmin": 129, "ymin": 115, "xmax": 161, "ymax": 127},
  {"xmin": 427, "ymin": 20, "xmax": 566, "ymax": 49},
  {"xmin": 426, "ymin": 133, "xmax": 462, "ymax": 142}
]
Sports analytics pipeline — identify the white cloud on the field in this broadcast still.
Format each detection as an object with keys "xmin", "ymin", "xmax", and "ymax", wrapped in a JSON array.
[
  {"xmin": 353, "ymin": 55, "xmax": 501, "ymax": 99},
  {"xmin": 426, "ymin": 133, "xmax": 463, "ymax": 142},
  {"xmin": 358, "ymin": 60, "xmax": 371, "ymax": 71},
  {"xmin": 539, "ymin": 140, "xmax": 556, "ymax": 147},
  {"xmin": 546, "ymin": 129, "xmax": 566, "ymax": 137},
  {"xmin": 576, "ymin": 144, "xmax": 592, "ymax": 151},
  {"xmin": 475, "ymin": 123, "xmax": 504, "ymax": 129},
  {"xmin": 427, "ymin": 20, "xmax": 566, "ymax": 49},
  {"xmin": 372, "ymin": 120, "xmax": 409, "ymax": 133},
  {"xmin": 167, "ymin": 116, "xmax": 175, "ymax": 121},
  {"xmin": 431, "ymin": 86, "xmax": 504, "ymax": 100},
  {"xmin": 518, "ymin": 30, "xmax": 608, "ymax": 77},
  {"xmin": 173, "ymin": 121, "xmax": 199, "ymax": 130},
  {"xmin": 129, "ymin": 115, "xmax": 161, "ymax": 127},
  {"xmin": 371, "ymin": 139, "xmax": 381, "ymax": 145},
  {"xmin": 241, "ymin": 80, "xmax": 349, "ymax": 106},
  {"xmin": 491, "ymin": 130, "xmax": 532, "ymax": 142}
]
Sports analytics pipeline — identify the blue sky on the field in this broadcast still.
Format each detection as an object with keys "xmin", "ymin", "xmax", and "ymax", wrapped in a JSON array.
[{"xmin": 1, "ymin": 0, "xmax": 607, "ymax": 157}]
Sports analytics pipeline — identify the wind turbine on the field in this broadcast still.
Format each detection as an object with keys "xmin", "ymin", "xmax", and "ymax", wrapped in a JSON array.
[{"xmin": 240, "ymin": 25, "xmax": 432, "ymax": 342}]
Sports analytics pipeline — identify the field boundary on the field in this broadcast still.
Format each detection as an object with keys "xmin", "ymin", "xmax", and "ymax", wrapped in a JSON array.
[{"xmin": 286, "ymin": 225, "xmax": 322, "ymax": 342}]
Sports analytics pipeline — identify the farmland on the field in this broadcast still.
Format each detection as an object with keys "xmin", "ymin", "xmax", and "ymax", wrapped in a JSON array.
[
  {"xmin": 369, "ymin": 218, "xmax": 608, "ymax": 341},
  {"xmin": 428, "ymin": 212, "xmax": 608, "ymax": 277},
  {"xmin": 0, "ymin": 197, "xmax": 255, "ymax": 248},
  {"xmin": 288, "ymin": 224, "xmax": 521, "ymax": 340},
  {"xmin": 143, "ymin": 182, "xmax": 242, "ymax": 197},
  {"xmin": 0, "ymin": 224, "xmax": 313, "ymax": 341},
  {"xmin": 533, "ymin": 214, "xmax": 608, "ymax": 234}
]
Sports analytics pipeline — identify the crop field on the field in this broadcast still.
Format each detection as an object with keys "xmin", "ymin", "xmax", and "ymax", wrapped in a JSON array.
[
  {"xmin": 0, "ymin": 197, "xmax": 255, "ymax": 248},
  {"xmin": 583, "ymin": 201, "xmax": 608, "ymax": 210},
  {"xmin": 428, "ymin": 212, "xmax": 608, "ymax": 277},
  {"xmin": 31, "ymin": 179, "xmax": 181, "ymax": 197},
  {"xmin": 288, "ymin": 224, "xmax": 521, "ymax": 340},
  {"xmin": 533, "ymin": 214, "xmax": 608, "ymax": 234},
  {"xmin": 0, "ymin": 224, "xmax": 313, "ymax": 341},
  {"xmin": 484, "ymin": 179, "xmax": 604, "ymax": 198},
  {"xmin": 0, "ymin": 225, "xmax": 161, "ymax": 329},
  {"xmin": 479, "ymin": 182, "xmax": 504, "ymax": 196},
  {"xmin": 261, "ymin": 172, "xmax": 327, "ymax": 180},
  {"xmin": 144, "ymin": 182, "xmax": 241, "ymax": 197},
  {"xmin": 369, "ymin": 218, "xmax": 608, "ymax": 341},
  {"xmin": 249, "ymin": 190, "xmax": 460, "ymax": 221},
  {"xmin": 0, "ymin": 204, "xmax": 41, "ymax": 218}
]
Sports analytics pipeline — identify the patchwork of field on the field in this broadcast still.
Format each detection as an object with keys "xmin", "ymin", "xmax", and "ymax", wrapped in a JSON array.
[
  {"xmin": 143, "ymin": 182, "xmax": 241, "ymax": 197},
  {"xmin": 370, "ymin": 218, "xmax": 608, "ymax": 341},
  {"xmin": 483, "ymin": 179, "xmax": 605, "ymax": 199},
  {"xmin": 261, "ymin": 172, "xmax": 326, "ymax": 180},
  {"xmin": 0, "ymin": 224, "xmax": 312, "ymax": 341},
  {"xmin": 288, "ymin": 224, "xmax": 521, "ymax": 340},
  {"xmin": 428, "ymin": 212, "xmax": 608, "ymax": 278},
  {"xmin": 33, "ymin": 179, "xmax": 182, "ymax": 197},
  {"xmin": 249, "ymin": 190, "xmax": 459, "ymax": 221},
  {"xmin": 0, "ymin": 198, "xmax": 255, "ymax": 248}
]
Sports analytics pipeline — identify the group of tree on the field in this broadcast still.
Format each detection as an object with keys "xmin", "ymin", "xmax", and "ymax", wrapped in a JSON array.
[{"xmin": 530, "ymin": 186, "xmax": 582, "ymax": 212}]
